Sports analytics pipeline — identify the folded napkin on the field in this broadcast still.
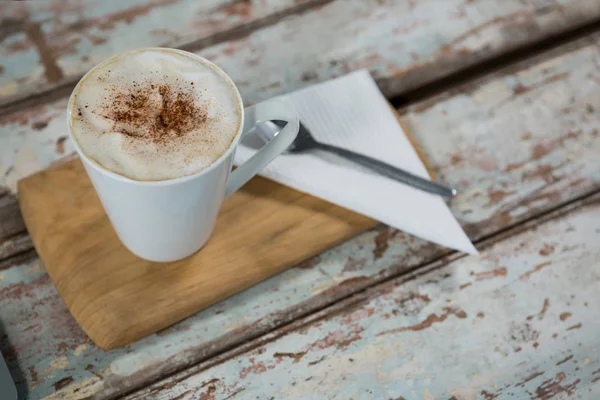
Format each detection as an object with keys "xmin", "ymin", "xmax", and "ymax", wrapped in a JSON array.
[{"xmin": 234, "ymin": 70, "xmax": 477, "ymax": 254}]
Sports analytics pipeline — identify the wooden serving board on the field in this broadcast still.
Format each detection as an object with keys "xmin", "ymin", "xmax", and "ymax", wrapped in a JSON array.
[{"xmin": 17, "ymin": 112, "xmax": 434, "ymax": 350}]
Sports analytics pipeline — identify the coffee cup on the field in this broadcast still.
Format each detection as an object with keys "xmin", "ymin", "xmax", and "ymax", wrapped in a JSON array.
[{"xmin": 67, "ymin": 48, "xmax": 299, "ymax": 262}]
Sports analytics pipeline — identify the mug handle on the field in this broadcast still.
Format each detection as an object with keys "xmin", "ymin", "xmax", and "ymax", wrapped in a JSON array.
[{"xmin": 225, "ymin": 99, "xmax": 299, "ymax": 197}]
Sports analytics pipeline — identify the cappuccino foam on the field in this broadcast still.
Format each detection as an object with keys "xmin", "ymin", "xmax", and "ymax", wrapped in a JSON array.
[{"xmin": 69, "ymin": 49, "xmax": 242, "ymax": 181}]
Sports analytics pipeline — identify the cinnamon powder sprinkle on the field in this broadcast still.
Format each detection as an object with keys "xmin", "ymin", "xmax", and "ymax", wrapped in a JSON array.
[{"xmin": 100, "ymin": 78, "xmax": 208, "ymax": 144}]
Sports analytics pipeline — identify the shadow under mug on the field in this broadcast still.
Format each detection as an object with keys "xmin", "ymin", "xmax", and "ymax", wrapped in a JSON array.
[{"xmin": 66, "ymin": 48, "xmax": 299, "ymax": 262}]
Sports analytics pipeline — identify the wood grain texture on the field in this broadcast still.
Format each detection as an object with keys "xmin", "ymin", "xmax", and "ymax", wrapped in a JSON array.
[
  {"xmin": 404, "ymin": 33, "xmax": 600, "ymax": 239},
  {"xmin": 201, "ymin": 0, "xmax": 600, "ymax": 105},
  {"xmin": 0, "ymin": 0, "xmax": 328, "ymax": 109},
  {"xmin": 2, "ymin": 33, "xmax": 600, "ymax": 399},
  {"xmin": 128, "ymin": 196, "xmax": 600, "ymax": 400},
  {"xmin": 2, "ymin": 0, "xmax": 600, "ymax": 114},
  {"xmin": 17, "ymin": 151, "xmax": 377, "ymax": 350}
]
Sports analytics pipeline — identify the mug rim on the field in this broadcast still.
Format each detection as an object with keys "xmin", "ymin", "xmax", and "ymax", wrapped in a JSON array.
[{"xmin": 66, "ymin": 47, "xmax": 245, "ymax": 187}]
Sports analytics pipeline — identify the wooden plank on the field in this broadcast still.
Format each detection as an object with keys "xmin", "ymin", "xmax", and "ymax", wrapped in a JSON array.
[
  {"xmin": 201, "ymin": 0, "xmax": 600, "ymax": 105},
  {"xmin": 0, "ymin": 0, "xmax": 329, "ymax": 109},
  {"xmin": 19, "ymin": 160, "xmax": 376, "ymax": 350},
  {"xmin": 403, "ymin": 36, "xmax": 600, "ymax": 240},
  {"xmin": 2, "ymin": 32, "xmax": 600, "ymax": 399},
  {"xmin": 2, "ymin": 0, "xmax": 600, "ymax": 115},
  {"xmin": 125, "ymin": 195, "xmax": 600, "ymax": 400}
]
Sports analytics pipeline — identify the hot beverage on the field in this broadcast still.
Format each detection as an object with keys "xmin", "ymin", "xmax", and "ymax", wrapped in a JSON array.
[{"xmin": 69, "ymin": 48, "xmax": 242, "ymax": 181}]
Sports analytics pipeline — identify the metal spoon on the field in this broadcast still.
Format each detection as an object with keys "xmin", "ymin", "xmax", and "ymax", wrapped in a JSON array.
[{"xmin": 256, "ymin": 120, "xmax": 457, "ymax": 199}]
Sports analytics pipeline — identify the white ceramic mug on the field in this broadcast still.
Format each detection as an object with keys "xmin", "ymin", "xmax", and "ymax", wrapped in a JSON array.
[{"xmin": 67, "ymin": 48, "xmax": 299, "ymax": 262}]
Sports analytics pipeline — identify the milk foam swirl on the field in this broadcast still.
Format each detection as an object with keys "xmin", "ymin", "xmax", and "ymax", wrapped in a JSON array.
[{"xmin": 69, "ymin": 49, "xmax": 242, "ymax": 181}]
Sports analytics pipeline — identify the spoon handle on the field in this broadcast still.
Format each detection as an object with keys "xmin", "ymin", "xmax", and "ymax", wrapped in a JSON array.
[{"xmin": 317, "ymin": 143, "xmax": 456, "ymax": 198}]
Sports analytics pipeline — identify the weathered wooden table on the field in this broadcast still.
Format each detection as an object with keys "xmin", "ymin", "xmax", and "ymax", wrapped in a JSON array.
[{"xmin": 2, "ymin": 1, "xmax": 600, "ymax": 399}]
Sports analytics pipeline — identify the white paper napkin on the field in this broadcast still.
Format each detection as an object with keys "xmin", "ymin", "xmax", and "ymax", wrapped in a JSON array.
[{"xmin": 234, "ymin": 70, "xmax": 477, "ymax": 255}]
